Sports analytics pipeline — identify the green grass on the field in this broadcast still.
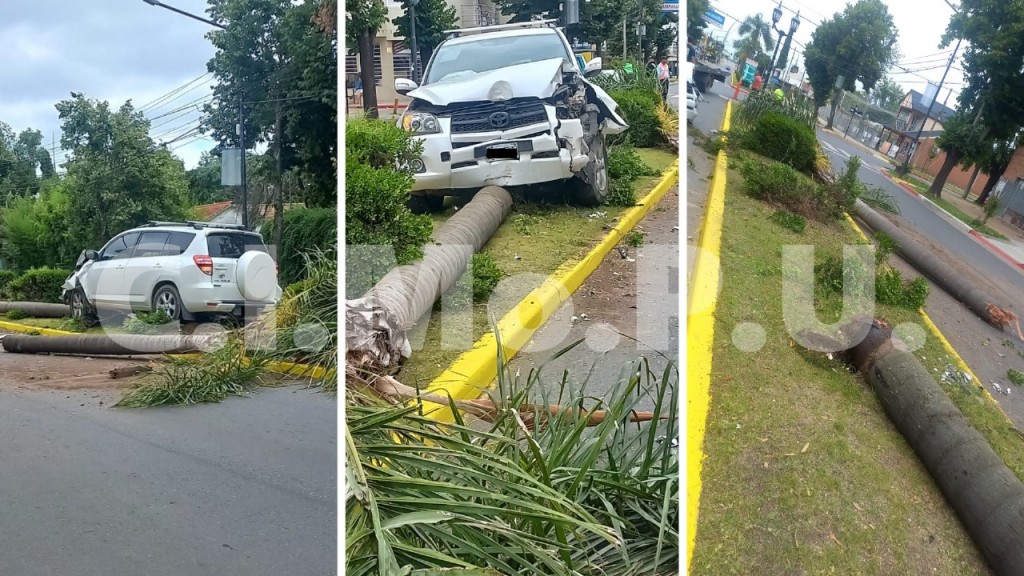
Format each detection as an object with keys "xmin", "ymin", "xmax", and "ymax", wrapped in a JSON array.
[
  {"xmin": 400, "ymin": 148, "xmax": 677, "ymax": 387},
  {"xmin": 900, "ymin": 177, "xmax": 1008, "ymax": 240},
  {"xmin": 0, "ymin": 314, "xmax": 106, "ymax": 334},
  {"xmin": 689, "ymin": 162, "xmax": 1024, "ymax": 574}
]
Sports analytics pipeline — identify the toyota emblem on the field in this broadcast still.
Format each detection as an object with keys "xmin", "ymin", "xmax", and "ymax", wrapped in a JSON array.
[{"xmin": 488, "ymin": 111, "xmax": 511, "ymax": 129}]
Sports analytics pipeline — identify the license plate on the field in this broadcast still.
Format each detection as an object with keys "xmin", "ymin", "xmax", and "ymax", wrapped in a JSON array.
[{"xmin": 486, "ymin": 143, "xmax": 519, "ymax": 160}]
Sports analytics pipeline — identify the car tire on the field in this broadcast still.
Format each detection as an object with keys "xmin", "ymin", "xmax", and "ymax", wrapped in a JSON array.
[
  {"xmin": 152, "ymin": 284, "xmax": 183, "ymax": 322},
  {"xmin": 407, "ymin": 194, "xmax": 444, "ymax": 214},
  {"xmin": 573, "ymin": 134, "xmax": 609, "ymax": 206},
  {"xmin": 70, "ymin": 287, "xmax": 98, "ymax": 327}
]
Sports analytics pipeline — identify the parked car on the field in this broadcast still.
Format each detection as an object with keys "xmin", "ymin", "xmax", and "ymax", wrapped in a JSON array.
[
  {"xmin": 62, "ymin": 221, "xmax": 282, "ymax": 324},
  {"xmin": 394, "ymin": 20, "xmax": 629, "ymax": 208},
  {"xmin": 686, "ymin": 82, "xmax": 699, "ymax": 122}
]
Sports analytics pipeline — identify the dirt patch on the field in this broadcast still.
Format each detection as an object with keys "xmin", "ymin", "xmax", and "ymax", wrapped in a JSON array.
[{"xmin": 0, "ymin": 331, "xmax": 149, "ymax": 392}]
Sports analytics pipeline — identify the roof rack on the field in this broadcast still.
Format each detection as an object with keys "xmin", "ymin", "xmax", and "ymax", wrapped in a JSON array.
[
  {"xmin": 444, "ymin": 19, "xmax": 559, "ymax": 38},
  {"xmin": 141, "ymin": 220, "xmax": 248, "ymax": 231}
]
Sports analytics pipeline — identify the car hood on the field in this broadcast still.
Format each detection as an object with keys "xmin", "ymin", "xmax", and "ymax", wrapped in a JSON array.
[{"xmin": 409, "ymin": 58, "xmax": 567, "ymax": 105}]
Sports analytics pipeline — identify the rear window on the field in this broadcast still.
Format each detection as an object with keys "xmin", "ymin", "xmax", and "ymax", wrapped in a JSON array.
[{"xmin": 206, "ymin": 232, "xmax": 269, "ymax": 259}]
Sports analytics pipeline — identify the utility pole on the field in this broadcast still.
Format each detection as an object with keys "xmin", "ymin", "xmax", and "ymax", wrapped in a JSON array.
[
  {"xmin": 409, "ymin": 0, "xmax": 420, "ymax": 83},
  {"xmin": 902, "ymin": 37, "xmax": 961, "ymax": 174},
  {"xmin": 273, "ymin": 99, "xmax": 283, "ymax": 250},
  {"xmin": 238, "ymin": 95, "xmax": 248, "ymax": 229}
]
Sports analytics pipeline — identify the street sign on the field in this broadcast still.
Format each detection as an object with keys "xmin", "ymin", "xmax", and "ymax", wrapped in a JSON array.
[
  {"xmin": 741, "ymin": 62, "xmax": 756, "ymax": 84},
  {"xmin": 661, "ymin": 0, "xmax": 678, "ymax": 13},
  {"xmin": 221, "ymin": 148, "xmax": 242, "ymax": 187},
  {"xmin": 703, "ymin": 9, "xmax": 725, "ymax": 27}
]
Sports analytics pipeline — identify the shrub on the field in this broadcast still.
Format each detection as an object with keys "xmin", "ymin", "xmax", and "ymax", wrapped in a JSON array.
[
  {"xmin": 608, "ymin": 141, "xmax": 658, "ymax": 182},
  {"xmin": 1008, "ymin": 369, "xmax": 1024, "ymax": 387},
  {"xmin": 738, "ymin": 112, "xmax": 817, "ymax": 172},
  {"xmin": 122, "ymin": 310, "xmax": 175, "ymax": 335},
  {"xmin": 875, "ymin": 268, "xmax": 929, "ymax": 310},
  {"xmin": 59, "ymin": 317, "xmax": 87, "ymax": 333},
  {"xmin": 733, "ymin": 89, "xmax": 817, "ymax": 132},
  {"xmin": 769, "ymin": 210, "xmax": 806, "ymax": 234},
  {"xmin": 606, "ymin": 179, "xmax": 637, "ymax": 206},
  {"xmin": 982, "ymin": 196, "xmax": 1002, "ymax": 224},
  {"xmin": 472, "ymin": 252, "xmax": 504, "ymax": 303},
  {"xmin": 739, "ymin": 157, "xmax": 820, "ymax": 215},
  {"xmin": 8, "ymin": 268, "xmax": 70, "ymax": 303},
  {"xmin": 874, "ymin": 231, "xmax": 898, "ymax": 265},
  {"xmin": 262, "ymin": 206, "xmax": 337, "ymax": 286},
  {"xmin": 6, "ymin": 309, "xmax": 27, "ymax": 321},
  {"xmin": 815, "ymin": 254, "xmax": 872, "ymax": 298},
  {"xmin": 608, "ymin": 88, "xmax": 662, "ymax": 147},
  {"xmin": 0, "ymin": 270, "xmax": 17, "ymax": 299},
  {"xmin": 346, "ymin": 119, "xmax": 433, "ymax": 296},
  {"xmin": 624, "ymin": 230, "xmax": 645, "ymax": 247}
]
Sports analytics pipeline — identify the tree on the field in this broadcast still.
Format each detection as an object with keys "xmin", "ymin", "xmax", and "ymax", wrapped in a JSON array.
[
  {"xmin": 870, "ymin": 76, "xmax": 904, "ymax": 112},
  {"xmin": 975, "ymin": 136, "xmax": 1018, "ymax": 205},
  {"xmin": 686, "ymin": 0, "xmax": 710, "ymax": 42},
  {"xmin": 734, "ymin": 14, "xmax": 774, "ymax": 66},
  {"xmin": 577, "ymin": 0, "xmax": 626, "ymax": 57},
  {"xmin": 0, "ymin": 126, "xmax": 54, "ymax": 198},
  {"xmin": 926, "ymin": 107, "xmax": 987, "ymax": 198},
  {"xmin": 346, "ymin": 0, "xmax": 387, "ymax": 118},
  {"xmin": 804, "ymin": 0, "xmax": 899, "ymax": 128},
  {"xmin": 55, "ymin": 94, "xmax": 189, "ymax": 251},
  {"xmin": 393, "ymin": 0, "xmax": 458, "ymax": 74}
]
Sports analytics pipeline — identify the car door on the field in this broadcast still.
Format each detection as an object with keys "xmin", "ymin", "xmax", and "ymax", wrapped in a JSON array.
[
  {"xmin": 123, "ymin": 231, "xmax": 172, "ymax": 308},
  {"xmin": 86, "ymin": 231, "xmax": 140, "ymax": 309}
]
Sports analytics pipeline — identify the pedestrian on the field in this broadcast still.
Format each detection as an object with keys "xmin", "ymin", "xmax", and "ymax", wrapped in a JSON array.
[
  {"xmin": 657, "ymin": 57, "xmax": 670, "ymax": 101},
  {"xmin": 774, "ymin": 87, "xmax": 784, "ymax": 102},
  {"xmin": 752, "ymin": 73, "xmax": 763, "ymax": 92},
  {"xmin": 647, "ymin": 59, "xmax": 657, "ymax": 76},
  {"xmin": 353, "ymin": 75, "xmax": 363, "ymax": 107}
]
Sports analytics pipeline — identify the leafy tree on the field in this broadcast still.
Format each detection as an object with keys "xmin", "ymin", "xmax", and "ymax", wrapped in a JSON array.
[
  {"xmin": 1, "ymin": 178, "xmax": 75, "ymax": 270},
  {"xmin": 186, "ymin": 151, "xmax": 232, "ymax": 205},
  {"xmin": 347, "ymin": 0, "xmax": 388, "ymax": 118},
  {"xmin": 686, "ymin": 0, "xmax": 710, "ymax": 42},
  {"xmin": 0, "ymin": 126, "xmax": 54, "ymax": 198},
  {"xmin": 393, "ymin": 0, "xmax": 457, "ymax": 74},
  {"xmin": 870, "ymin": 76, "xmax": 904, "ymax": 112},
  {"xmin": 975, "ymin": 136, "xmax": 1018, "ymax": 205},
  {"xmin": 926, "ymin": 107, "xmax": 987, "ymax": 198},
  {"xmin": 55, "ymin": 94, "xmax": 189, "ymax": 251},
  {"xmin": 578, "ymin": 0, "xmax": 627, "ymax": 58},
  {"xmin": 804, "ymin": 0, "xmax": 899, "ymax": 128},
  {"xmin": 734, "ymin": 14, "xmax": 774, "ymax": 66}
]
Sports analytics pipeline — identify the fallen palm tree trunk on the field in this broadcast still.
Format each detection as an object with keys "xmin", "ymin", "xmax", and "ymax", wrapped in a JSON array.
[
  {"xmin": 823, "ymin": 317, "xmax": 1024, "ymax": 575},
  {"xmin": 1, "ymin": 334, "xmax": 217, "ymax": 355},
  {"xmin": 347, "ymin": 364, "xmax": 668, "ymax": 431},
  {"xmin": 0, "ymin": 301, "xmax": 71, "ymax": 318},
  {"xmin": 852, "ymin": 199, "xmax": 1019, "ymax": 334},
  {"xmin": 346, "ymin": 186, "xmax": 513, "ymax": 374}
]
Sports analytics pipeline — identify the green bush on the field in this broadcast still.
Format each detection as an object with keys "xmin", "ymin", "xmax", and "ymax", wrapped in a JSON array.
[
  {"xmin": 606, "ymin": 179, "xmax": 637, "ymax": 206},
  {"xmin": 740, "ymin": 155, "xmax": 861, "ymax": 221},
  {"xmin": 346, "ymin": 119, "xmax": 433, "ymax": 296},
  {"xmin": 608, "ymin": 88, "xmax": 662, "ymax": 148},
  {"xmin": 472, "ymin": 253, "xmax": 504, "ymax": 303},
  {"xmin": 1008, "ymin": 369, "xmax": 1024, "ymax": 387},
  {"xmin": 738, "ymin": 112, "xmax": 818, "ymax": 172},
  {"xmin": 875, "ymin": 268, "xmax": 929, "ymax": 310},
  {"xmin": 122, "ymin": 310, "xmax": 174, "ymax": 335},
  {"xmin": 733, "ymin": 89, "xmax": 817, "ymax": 132},
  {"xmin": 6, "ymin": 309, "xmax": 27, "ymax": 321},
  {"xmin": 608, "ymin": 141, "xmax": 658, "ymax": 182},
  {"xmin": 8, "ymin": 268, "xmax": 70, "ymax": 303},
  {"xmin": 0, "ymin": 270, "xmax": 17, "ymax": 299},
  {"xmin": 874, "ymin": 231, "xmax": 898, "ymax": 265},
  {"xmin": 262, "ymin": 206, "xmax": 337, "ymax": 286}
]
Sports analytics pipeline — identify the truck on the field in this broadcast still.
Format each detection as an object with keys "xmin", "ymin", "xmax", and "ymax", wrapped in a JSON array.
[{"xmin": 691, "ymin": 61, "xmax": 730, "ymax": 94}]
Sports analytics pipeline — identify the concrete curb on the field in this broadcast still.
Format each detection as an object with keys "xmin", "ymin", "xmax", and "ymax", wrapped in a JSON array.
[
  {"xmin": 0, "ymin": 320, "xmax": 75, "ymax": 337},
  {"xmin": 686, "ymin": 100, "xmax": 731, "ymax": 569},
  {"xmin": 970, "ymin": 230, "xmax": 1024, "ymax": 271},
  {"xmin": 419, "ymin": 163, "xmax": 681, "ymax": 423}
]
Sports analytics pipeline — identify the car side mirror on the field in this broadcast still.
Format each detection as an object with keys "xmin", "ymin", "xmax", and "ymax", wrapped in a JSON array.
[
  {"xmin": 85, "ymin": 250, "xmax": 99, "ymax": 261},
  {"xmin": 395, "ymin": 78, "xmax": 418, "ymax": 95}
]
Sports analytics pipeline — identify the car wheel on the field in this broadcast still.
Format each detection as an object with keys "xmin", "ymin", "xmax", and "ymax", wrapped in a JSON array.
[
  {"xmin": 152, "ymin": 284, "xmax": 183, "ymax": 322},
  {"xmin": 407, "ymin": 193, "xmax": 444, "ymax": 214},
  {"xmin": 70, "ymin": 287, "xmax": 98, "ymax": 326},
  {"xmin": 573, "ymin": 134, "xmax": 609, "ymax": 206}
]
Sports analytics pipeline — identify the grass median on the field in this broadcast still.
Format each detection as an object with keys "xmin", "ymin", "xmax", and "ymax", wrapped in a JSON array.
[
  {"xmin": 690, "ymin": 158, "xmax": 1024, "ymax": 574},
  {"xmin": 399, "ymin": 147, "xmax": 677, "ymax": 386}
]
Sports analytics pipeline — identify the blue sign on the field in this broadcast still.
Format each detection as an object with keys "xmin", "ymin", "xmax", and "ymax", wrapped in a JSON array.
[
  {"xmin": 703, "ymin": 9, "xmax": 726, "ymax": 27},
  {"xmin": 661, "ymin": 0, "xmax": 678, "ymax": 13}
]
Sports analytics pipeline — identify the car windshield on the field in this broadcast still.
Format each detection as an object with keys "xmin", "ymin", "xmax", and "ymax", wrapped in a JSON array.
[{"xmin": 424, "ymin": 33, "xmax": 569, "ymax": 85}]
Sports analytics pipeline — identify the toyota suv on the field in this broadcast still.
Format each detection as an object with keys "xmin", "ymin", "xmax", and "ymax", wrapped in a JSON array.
[
  {"xmin": 62, "ymin": 221, "xmax": 282, "ymax": 324},
  {"xmin": 394, "ymin": 20, "xmax": 629, "ymax": 209}
]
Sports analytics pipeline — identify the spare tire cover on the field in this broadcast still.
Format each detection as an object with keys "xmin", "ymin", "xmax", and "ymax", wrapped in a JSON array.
[{"xmin": 236, "ymin": 251, "xmax": 278, "ymax": 301}]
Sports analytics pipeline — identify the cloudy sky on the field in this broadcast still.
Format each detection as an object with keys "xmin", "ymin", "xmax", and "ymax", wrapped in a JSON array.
[
  {"xmin": 702, "ymin": 0, "xmax": 965, "ymax": 106},
  {"xmin": 0, "ymin": 0, "xmax": 220, "ymax": 170}
]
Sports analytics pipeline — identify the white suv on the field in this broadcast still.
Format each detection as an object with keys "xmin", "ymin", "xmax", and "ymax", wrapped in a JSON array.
[
  {"xmin": 394, "ymin": 20, "xmax": 629, "ymax": 208},
  {"xmin": 62, "ymin": 221, "xmax": 282, "ymax": 324}
]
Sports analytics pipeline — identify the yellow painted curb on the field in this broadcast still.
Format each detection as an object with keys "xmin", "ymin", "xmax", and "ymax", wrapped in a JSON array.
[
  {"xmin": 686, "ymin": 100, "xmax": 731, "ymax": 569},
  {"xmin": 420, "ymin": 163, "xmax": 681, "ymax": 422},
  {"xmin": 0, "ymin": 320, "xmax": 324, "ymax": 379},
  {"xmin": 844, "ymin": 214, "xmax": 1013, "ymax": 424}
]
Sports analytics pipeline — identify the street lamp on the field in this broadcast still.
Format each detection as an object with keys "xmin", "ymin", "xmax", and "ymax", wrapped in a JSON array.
[
  {"xmin": 141, "ymin": 0, "xmax": 249, "ymax": 229},
  {"xmin": 766, "ymin": 3, "xmax": 800, "ymax": 82},
  {"xmin": 409, "ymin": 0, "xmax": 421, "ymax": 83}
]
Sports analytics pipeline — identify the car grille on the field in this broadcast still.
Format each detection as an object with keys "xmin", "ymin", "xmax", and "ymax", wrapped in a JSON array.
[{"xmin": 448, "ymin": 100, "xmax": 548, "ymax": 134}]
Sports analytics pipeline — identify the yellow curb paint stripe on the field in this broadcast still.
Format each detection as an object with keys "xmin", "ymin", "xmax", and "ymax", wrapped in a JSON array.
[
  {"xmin": 0, "ymin": 321, "xmax": 323, "ymax": 378},
  {"xmin": 421, "ymin": 163, "xmax": 681, "ymax": 423},
  {"xmin": 686, "ymin": 100, "xmax": 732, "ymax": 570},
  {"xmin": 844, "ymin": 214, "xmax": 1013, "ymax": 423}
]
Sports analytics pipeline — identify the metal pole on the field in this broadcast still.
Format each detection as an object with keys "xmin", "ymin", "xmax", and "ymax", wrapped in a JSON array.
[
  {"xmin": 767, "ymin": 31, "xmax": 782, "ymax": 80},
  {"xmin": 409, "ymin": 1, "xmax": 419, "ymax": 83},
  {"xmin": 142, "ymin": 0, "xmax": 226, "ymax": 29},
  {"xmin": 902, "ymin": 37, "xmax": 961, "ymax": 173},
  {"xmin": 238, "ymin": 95, "xmax": 248, "ymax": 230}
]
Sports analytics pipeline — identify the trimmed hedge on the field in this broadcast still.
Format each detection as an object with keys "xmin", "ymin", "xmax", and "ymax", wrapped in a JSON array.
[
  {"xmin": 738, "ymin": 112, "xmax": 817, "ymax": 172},
  {"xmin": 608, "ymin": 88, "xmax": 663, "ymax": 148},
  {"xmin": 7, "ymin": 268, "xmax": 70, "ymax": 303}
]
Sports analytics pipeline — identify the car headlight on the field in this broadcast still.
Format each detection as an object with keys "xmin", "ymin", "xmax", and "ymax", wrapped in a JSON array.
[{"xmin": 401, "ymin": 112, "xmax": 441, "ymax": 135}]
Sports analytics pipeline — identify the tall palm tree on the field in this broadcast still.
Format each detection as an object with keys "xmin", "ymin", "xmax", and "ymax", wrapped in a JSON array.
[{"xmin": 733, "ymin": 14, "xmax": 775, "ymax": 65}]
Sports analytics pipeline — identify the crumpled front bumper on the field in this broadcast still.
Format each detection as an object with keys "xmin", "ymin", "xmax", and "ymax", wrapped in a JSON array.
[{"xmin": 410, "ymin": 106, "xmax": 590, "ymax": 192}]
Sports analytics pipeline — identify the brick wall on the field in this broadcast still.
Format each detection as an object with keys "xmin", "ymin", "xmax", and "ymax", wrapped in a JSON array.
[{"xmin": 908, "ymin": 139, "xmax": 1024, "ymax": 196}]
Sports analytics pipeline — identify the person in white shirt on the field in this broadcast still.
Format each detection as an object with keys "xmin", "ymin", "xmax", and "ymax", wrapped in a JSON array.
[{"xmin": 657, "ymin": 58, "xmax": 670, "ymax": 102}]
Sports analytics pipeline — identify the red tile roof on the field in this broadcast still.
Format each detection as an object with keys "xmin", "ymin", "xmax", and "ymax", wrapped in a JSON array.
[{"xmin": 194, "ymin": 201, "xmax": 233, "ymax": 220}]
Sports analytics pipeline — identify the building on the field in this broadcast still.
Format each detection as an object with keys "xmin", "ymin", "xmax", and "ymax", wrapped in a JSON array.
[
  {"xmin": 345, "ymin": 0, "xmax": 509, "ymax": 112},
  {"xmin": 875, "ymin": 89, "xmax": 957, "ymax": 162}
]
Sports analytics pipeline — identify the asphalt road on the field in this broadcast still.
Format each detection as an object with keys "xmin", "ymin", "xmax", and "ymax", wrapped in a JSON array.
[
  {"xmin": 816, "ymin": 130, "xmax": 1024, "ymax": 312},
  {"xmin": 0, "ymin": 385, "xmax": 336, "ymax": 576}
]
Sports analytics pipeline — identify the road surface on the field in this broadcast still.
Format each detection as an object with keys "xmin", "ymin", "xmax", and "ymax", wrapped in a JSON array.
[{"xmin": 0, "ymin": 354, "xmax": 336, "ymax": 576}]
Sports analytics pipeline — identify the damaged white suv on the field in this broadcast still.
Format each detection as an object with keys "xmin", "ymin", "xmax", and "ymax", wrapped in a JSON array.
[{"xmin": 394, "ymin": 20, "xmax": 629, "ymax": 208}]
